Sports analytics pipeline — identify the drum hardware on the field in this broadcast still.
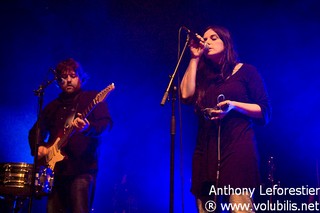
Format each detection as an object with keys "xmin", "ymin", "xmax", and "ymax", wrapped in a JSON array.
[
  {"xmin": 34, "ymin": 166, "xmax": 54, "ymax": 196},
  {"xmin": 0, "ymin": 162, "xmax": 54, "ymax": 212},
  {"xmin": 0, "ymin": 162, "xmax": 33, "ymax": 197},
  {"xmin": 0, "ymin": 162, "xmax": 54, "ymax": 196},
  {"xmin": 0, "ymin": 162, "xmax": 32, "ymax": 212}
]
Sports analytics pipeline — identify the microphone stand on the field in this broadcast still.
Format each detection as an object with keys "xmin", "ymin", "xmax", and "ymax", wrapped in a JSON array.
[
  {"xmin": 28, "ymin": 76, "xmax": 56, "ymax": 213},
  {"xmin": 160, "ymin": 35, "xmax": 190, "ymax": 213}
]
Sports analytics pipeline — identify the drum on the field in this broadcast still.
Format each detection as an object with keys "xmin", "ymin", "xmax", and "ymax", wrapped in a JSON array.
[
  {"xmin": 0, "ymin": 162, "xmax": 33, "ymax": 197},
  {"xmin": 0, "ymin": 163, "xmax": 54, "ymax": 197}
]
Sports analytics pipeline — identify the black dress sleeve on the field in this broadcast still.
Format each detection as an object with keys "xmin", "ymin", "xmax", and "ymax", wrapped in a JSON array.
[{"xmin": 245, "ymin": 65, "xmax": 272, "ymax": 126}]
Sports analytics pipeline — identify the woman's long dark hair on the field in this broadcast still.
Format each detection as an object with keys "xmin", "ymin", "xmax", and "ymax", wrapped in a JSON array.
[{"xmin": 195, "ymin": 25, "xmax": 239, "ymax": 110}]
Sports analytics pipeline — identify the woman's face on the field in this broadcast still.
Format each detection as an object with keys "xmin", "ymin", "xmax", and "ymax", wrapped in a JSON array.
[{"xmin": 203, "ymin": 29, "xmax": 225, "ymax": 62}]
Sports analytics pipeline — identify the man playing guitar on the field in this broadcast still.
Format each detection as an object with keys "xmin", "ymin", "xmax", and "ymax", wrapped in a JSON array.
[{"xmin": 29, "ymin": 58, "xmax": 113, "ymax": 213}]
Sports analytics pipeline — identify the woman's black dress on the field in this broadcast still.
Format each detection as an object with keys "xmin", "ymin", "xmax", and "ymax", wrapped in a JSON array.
[{"xmin": 191, "ymin": 63, "xmax": 271, "ymax": 197}]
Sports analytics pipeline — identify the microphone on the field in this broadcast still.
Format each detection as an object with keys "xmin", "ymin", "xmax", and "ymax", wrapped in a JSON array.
[{"xmin": 181, "ymin": 26, "xmax": 204, "ymax": 44}]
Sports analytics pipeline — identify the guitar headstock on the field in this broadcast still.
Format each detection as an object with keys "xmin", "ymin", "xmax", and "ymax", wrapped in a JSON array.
[{"xmin": 94, "ymin": 83, "xmax": 115, "ymax": 104}]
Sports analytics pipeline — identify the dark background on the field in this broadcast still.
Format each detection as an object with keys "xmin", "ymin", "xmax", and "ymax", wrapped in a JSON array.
[{"xmin": 0, "ymin": 0, "xmax": 319, "ymax": 212}]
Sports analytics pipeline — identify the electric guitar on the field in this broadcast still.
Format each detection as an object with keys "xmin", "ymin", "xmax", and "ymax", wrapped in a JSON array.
[{"xmin": 40, "ymin": 83, "xmax": 115, "ymax": 170}]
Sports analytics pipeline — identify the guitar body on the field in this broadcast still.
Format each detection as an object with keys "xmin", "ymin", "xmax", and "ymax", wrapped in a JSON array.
[{"xmin": 45, "ymin": 137, "xmax": 65, "ymax": 170}]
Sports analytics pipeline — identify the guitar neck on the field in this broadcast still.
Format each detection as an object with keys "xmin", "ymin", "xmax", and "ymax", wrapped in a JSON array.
[
  {"xmin": 56, "ymin": 98, "xmax": 100, "ymax": 149},
  {"xmin": 82, "ymin": 99, "xmax": 98, "ymax": 119},
  {"xmin": 55, "ymin": 83, "xmax": 115, "ymax": 150}
]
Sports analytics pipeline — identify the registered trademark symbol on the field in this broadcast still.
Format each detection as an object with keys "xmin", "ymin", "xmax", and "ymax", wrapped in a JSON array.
[{"xmin": 205, "ymin": 200, "xmax": 216, "ymax": 212}]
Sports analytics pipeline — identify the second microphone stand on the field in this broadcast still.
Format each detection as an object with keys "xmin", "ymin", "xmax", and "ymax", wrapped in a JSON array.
[{"xmin": 160, "ymin": 35, "xmax": 190, "ymax": 213}]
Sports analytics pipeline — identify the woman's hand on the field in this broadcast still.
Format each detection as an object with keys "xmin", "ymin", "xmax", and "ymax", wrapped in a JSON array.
[
  {"xmin": 189, "ymin": 35, "xmax": 207, "ymax": 59},
  {"xmin": 203, "ymin": 100, "xmax": 234, "ymax": 120}
]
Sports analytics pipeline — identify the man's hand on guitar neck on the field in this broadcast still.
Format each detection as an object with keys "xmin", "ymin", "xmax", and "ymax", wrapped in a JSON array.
[{"xmin": 73, "ymin": 113, "xmax": 90, "ymax": 132}]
